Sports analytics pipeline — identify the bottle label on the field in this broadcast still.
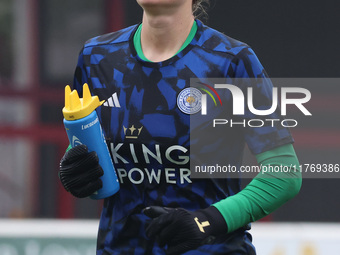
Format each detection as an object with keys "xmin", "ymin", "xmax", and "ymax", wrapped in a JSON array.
[
  {"xmin": 82, "ymin": 117, "xmax": 99, "ymax": 130},
  {"xmin": 71, "ymin": 135, "xmax": 83, "ymax": 147}
]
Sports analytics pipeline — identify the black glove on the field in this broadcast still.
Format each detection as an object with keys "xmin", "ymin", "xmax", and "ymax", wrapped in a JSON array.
[
  {"xmin": 144, "ymin": 206, "xmax": 228, "ymax": 255},
  {"xmin": 59, "ymin": 144, "xmax": 104, "ymax": 198}
]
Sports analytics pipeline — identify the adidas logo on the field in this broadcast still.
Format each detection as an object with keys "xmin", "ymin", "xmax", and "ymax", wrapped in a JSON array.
[{"xmin": 103, "ymin": 93, "xmax": 121, "ymax": 108}]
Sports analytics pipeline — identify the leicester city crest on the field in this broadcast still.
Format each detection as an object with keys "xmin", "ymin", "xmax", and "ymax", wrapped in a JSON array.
[{"xmin": 177, "ymin": 88, "xmax": 202, "ymax": 114}]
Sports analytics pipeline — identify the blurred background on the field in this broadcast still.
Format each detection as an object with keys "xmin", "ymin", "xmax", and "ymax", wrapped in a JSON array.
[{"xmin": 0, "ymin": 0, "xmax": 339, "ymax": 254}]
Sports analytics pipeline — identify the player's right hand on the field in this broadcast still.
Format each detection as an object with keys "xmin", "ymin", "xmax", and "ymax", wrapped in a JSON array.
[{"xmin": 59, "ymin": 144, "xmax": 104, "ymax": 198}]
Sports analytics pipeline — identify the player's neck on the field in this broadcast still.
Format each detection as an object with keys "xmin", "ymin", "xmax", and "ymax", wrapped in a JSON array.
[{"xmin": 140, "ymin": 10, "xmax": 194, "ymax": 62}]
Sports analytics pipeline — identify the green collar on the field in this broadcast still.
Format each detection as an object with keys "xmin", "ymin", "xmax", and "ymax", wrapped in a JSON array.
[{"xmin": 133, "ymin": 20, "xmax": 198, "ymax": 62}]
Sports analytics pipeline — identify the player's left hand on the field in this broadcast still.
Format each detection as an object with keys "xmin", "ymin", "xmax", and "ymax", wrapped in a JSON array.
[{"xmin": 143, "ymin": 206, "xmax": 227, "ymax": 255}]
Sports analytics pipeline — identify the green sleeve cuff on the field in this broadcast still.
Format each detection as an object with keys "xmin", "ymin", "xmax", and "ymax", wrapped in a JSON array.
[
  {"xmin": 213, "ymin": 143, "xmax": 302, "ymax": 233},
  {"xmin": 66, "ymin": 144, "xmax": 72, "ymax": 152}
]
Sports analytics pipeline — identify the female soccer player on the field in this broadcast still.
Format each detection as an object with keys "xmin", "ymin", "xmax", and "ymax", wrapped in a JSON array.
[{"xmin": 59, "ymin": 0, "xmax": 302, "ymax": 254}]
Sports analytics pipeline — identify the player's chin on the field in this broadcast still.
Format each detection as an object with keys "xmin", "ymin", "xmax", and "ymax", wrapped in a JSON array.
[{"xmin": 136, "ymin": 0, "xmax": 185, "ymax": 9}]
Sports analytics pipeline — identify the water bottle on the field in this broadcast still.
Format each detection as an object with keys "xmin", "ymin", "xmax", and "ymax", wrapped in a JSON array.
[{"xmin": 62, "ymin": 83, "xmax": 120, "ymax": 199}]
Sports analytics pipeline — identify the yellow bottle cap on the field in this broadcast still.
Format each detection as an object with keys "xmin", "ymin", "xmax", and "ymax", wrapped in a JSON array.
[{"xmin": 62, "ymin": 83, "xmax": 104, "ymax": 120}]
